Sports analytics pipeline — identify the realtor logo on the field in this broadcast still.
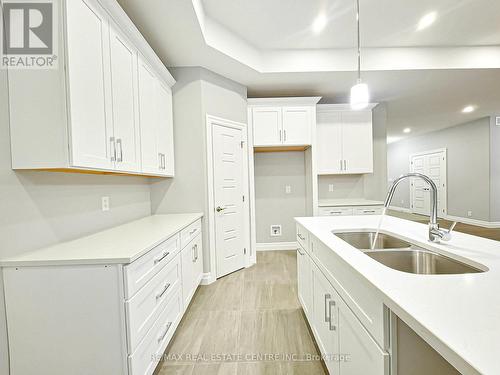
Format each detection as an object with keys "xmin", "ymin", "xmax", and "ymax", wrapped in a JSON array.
[{"xmin": 1, "ymin": 0, "xmax": 58, "ymax": 69}]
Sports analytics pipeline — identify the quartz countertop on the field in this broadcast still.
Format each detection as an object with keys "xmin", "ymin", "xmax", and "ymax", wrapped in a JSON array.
[
  {"xmin": 0, "ymin": 213, "xmax": 203, "ymax": 267},
  {"xmin": 295, "ymin": 215, "xmax": 500, "ymax": 375}
]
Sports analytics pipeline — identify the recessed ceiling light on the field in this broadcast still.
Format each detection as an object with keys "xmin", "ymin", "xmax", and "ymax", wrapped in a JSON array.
[
  {"xmin": 403, "ymin": 128, "xmax": 411, "ymax": 134},
  {"xmin": 312, "ymin": 14, "xmax": 327, "ymax": 34},
  {"xmin": 462, "ymin": 105, "xmax": 476, "ymax": 113},
  {"xmin": 417, "ymin": 11, "xmax": 437, "ymax": 31}
]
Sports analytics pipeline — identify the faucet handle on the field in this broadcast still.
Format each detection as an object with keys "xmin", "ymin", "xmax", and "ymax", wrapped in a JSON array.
[{"xmin": 442, "ymin": 221, "xmax": 457, "ymax": 241}]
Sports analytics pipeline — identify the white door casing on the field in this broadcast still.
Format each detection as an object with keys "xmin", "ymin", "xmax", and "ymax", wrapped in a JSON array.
[
  {"xmin": 207, "ymin": 116, "xmax": 251, "ymax": 279},
  {"xmin": 410, "ymin": 149, "xmax": 447, "ymax": 217}
]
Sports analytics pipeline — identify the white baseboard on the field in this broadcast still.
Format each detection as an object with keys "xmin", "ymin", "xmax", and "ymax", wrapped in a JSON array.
[
  {"xmin": 256, "ymin": 242, "xmax": 298, "ymax": 251},
  {"xmin": 200, "ymin": 272, "xmax": 216, "ymax": 285},
  {"xmin": 388, "ymin": 205, "xmax": 411, "ymax": 213}
]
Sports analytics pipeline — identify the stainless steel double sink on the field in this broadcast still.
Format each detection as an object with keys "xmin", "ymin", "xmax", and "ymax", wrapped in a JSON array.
[{"xmin": 333, "ymin": 231, "xmax": 485, "ymax": 275}]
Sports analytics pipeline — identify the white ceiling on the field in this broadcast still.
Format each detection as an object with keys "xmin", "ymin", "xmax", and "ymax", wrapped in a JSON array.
[
  {"xmin": 116, "ymin": 0, "xmax": 500, "ymax": 140},
  {"xmin": 203, "ymin": 0, "xmax": 500, "ymax": 49}
]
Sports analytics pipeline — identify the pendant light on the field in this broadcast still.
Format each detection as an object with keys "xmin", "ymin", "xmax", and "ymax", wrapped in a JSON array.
[{"xmin": 350, "ymin": 0, "xmax": 370, "ymax": 110}]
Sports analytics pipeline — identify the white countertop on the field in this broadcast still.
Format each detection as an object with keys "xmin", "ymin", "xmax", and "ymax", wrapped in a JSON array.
[
  {"xmin": 318, "ymin": 198, "xmax": 384, "ymax": 207},
  {"xmin": 295, "ymin": 215, "xmax": 500, "ymax": 375},
  {"xmin": 0, "ymin": 213, "xmax": 203, "ymax": 267}
]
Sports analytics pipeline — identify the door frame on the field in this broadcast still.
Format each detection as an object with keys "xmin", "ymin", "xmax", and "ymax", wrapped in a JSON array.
[
  {"xmin": 206, "ymin": 115, "xmax": 253, "ymax": 280},
  {"xmin": 409, "ymin": 148, "xmax": 448, "ymax": 217}
]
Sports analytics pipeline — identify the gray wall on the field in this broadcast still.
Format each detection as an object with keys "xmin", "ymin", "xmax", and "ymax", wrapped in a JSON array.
[
  {"xmin": 0, "ymin": 71, "xmax": 152, "ymax": 375},
  {"xmin": 254, "ymin": 152, "xmax": 307, "ymax": 243},
  {"xmin": 387, "ymin": 117, "xmax": 491, "ymax": 221},
  {"xmin": 150, "ymin": 67, "xmax": 248, "ymax": 273},
  {"xmin": 491, "ymin": 116, "xmax": 500, "ymax": 222},
  {"xmin": 318, "ymin": 103, "xmax": 388, "ymax": 202}
]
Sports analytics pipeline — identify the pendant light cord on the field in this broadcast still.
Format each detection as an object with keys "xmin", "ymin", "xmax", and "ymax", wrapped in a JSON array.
[{"xmin": 356, "ymin": 0, "xmax": 361, "ymax": 82}]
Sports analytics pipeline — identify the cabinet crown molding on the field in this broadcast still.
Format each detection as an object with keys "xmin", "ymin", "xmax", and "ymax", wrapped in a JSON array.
[
  {"xmin": 317, "ymin": 103, "xmax": 378, "ymax": 112},
  {"xmin": 248, "ymin": 97, "xmax": 322, "ymax": 106}
]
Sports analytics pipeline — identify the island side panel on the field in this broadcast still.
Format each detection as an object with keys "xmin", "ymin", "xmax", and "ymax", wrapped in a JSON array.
[{"xmin": 3, "ymin": 264, "xmax": 127, "ymax": 375}]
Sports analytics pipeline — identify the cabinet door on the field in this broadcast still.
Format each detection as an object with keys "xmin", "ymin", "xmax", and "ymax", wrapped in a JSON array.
[
  {"xmin": 138, "ymin": 60, "xmax": 161, "ymax": 174},
  {"xmin": 252, "ymin": 107, "xmax": 282, "ymax": 146},
  {"xmin": 341, "ymin": 111, "xmax": 373, "ymax": 174},
  {"xmin": 156, "ymin": 82, "xmax": 175, "ymax": 176},
  {"xmin": 297, "ymin": 246, "xmax": 312, "ymax": 318},
  {"xmin": 109, "ymin": 26, "xmax": 141, "ymax": 173},
  {"xmin": 181, "ymin": 236, "xmax": 202, "ymax": 309},
  {"xmin": 312, "ymin": 263, "xmax": 340, "ymax": 375},
  {"xmin": 282, "ymin": 106, "xmax": 312, "ymax": 145},
  {"xmin": 339, "ymin": 300, "xmax": 389, "ymax": 375},
  {"xmin": 317, "ymin": 111, "xmax": 343, "ymax": 174},
  {"xmin": 66, "ymin": 0, "xmax": 114, "ymax": 170}
]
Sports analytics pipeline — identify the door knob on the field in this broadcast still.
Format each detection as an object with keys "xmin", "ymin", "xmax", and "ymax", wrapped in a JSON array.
[{"xmin": 216, "ymin": 206, "xmax": 225, "ymax": 212}]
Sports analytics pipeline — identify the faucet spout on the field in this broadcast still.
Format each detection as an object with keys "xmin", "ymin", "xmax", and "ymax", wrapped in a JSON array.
[{"xmin": 384, "ymin": 173, "xmax": 448, "ymax": 243}]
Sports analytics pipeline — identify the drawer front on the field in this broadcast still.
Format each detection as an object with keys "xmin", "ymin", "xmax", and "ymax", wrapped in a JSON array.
[
  {"xmin": 319, "ymin": 207, "xmax": 354, "ymax": 216},
  {"xmin": 126, "ymin": 255, "xmax": 181, "ymax": 353},
  {"xmin": 180, "ymin": 219, "xmax": 202, "ymax": 249},
  {"xmin": 124, "ymin": 234, "xmax": 180, "ymax": 299},
  {"xmin": 129, "ymin": 287, "xmax": 182, "ymax": 375},
  {"xmin": 181, "ymin": 233, "xmax": 203, "ymax": 309},
  {"xmin": 353, "ymin": 206, "xmax": 384, "ymax": 215},
  {"xmin": 311, "ymin": 235, "xmax": 386, "ymax": 348},
  {"xmin": 296, "ymin": 224, "xmax": 309, "ymax": 252}
]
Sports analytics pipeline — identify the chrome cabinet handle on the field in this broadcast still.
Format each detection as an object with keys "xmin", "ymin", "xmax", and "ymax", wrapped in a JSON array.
[
  {"xmin": 297, "ymin": 247, "xmax": 305, "ymax": 256},
  {"xmin": 363, "ymin": 210, "xmax": 376, "ymax": 214},
  {"xmin": 192, "ymin": 245, "xmax": 196, "ymax": 262},
  {"xmin": 158, "ymin": 152, "xmax": 162, "ymax": 169},
  {"xmin": 344, "ymin": 160, "xmax": 347, "ymax": 171},
  {"xmin": 189, "ymin": 228, "xmax": 197, "ymax": 236},
  {"xmin": 110, "ymin": 137, "xmax": 116, "ymax": 162},
  {"xmin": 116, "ymin": 138, "xmax": 123, "ymax": 162},
  {"xmin": 324, "ymin": 294, "xmax": 332, "ymax": 323},
  {"xmin": 297, "ymin": 233, "xmax": 305, "ymax": 241},
  {"xmin": 328, "ymin": 300, "xmax": 337, "ymax": 331},
  {"xmin": 340, "ymin": 160, "xmax": 343, "ymax": 171},
  {"xmin": 283, "ymin": 129, "xmax": 287, "ymax": 142},
  {"xmin": 162, "ymin": 154, "xmax": 166, "ymax": 170},
  {"xmin": 195, "ymin": 244, "xmax": 198, "ymax": 261},
  {"xmin": 154, "ymin": 251, "xmax": 170, "ymax": 265},
  {"xmin": 156, "ymin": 283, "xmax": 171, "ymax": 301},
  {"xmin": 157, "ymin": 322, "xmax": 172, "ymax": 343}
]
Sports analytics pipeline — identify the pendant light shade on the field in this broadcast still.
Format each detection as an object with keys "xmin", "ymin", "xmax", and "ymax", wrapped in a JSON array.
[
  {"xmin": 350, "ymin": 80, "xmax": 370, "ymax": 110},
  {"xmin": 350, "ymin": 0, "xmax": 369, "ymax": 110}
]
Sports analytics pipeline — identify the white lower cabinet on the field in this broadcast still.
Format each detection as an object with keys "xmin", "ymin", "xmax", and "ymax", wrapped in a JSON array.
[
  {"xmin": 181, "ymin": 233, "xmax": 204, "ymax": 309},
  {"xmin": 297, "ymin": 245, "xmax": 313, "ymax": 318},
  {"xmin": 298, "ymin": 225, "xmax": 390, "ymax": 375}
]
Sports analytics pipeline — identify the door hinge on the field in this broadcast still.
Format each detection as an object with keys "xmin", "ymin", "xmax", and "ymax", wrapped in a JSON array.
[
  {"xmin": 240, "ymin": 141, "xmax": 244, "ymax": 148},
  {"xmin": 244, "ymin": 248, "xmax": 247, "ymax": 255},
  {"xmin": 242, "ymin": 195, "xmax": 245, "ymax": 202}
]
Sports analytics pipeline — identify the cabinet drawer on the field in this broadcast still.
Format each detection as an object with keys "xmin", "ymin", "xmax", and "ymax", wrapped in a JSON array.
[
  {"xmin": 180, "ymin": 219, "xmax": 202, "ymax": 249},
  {"xmin": 125, "ymin": 255, "xmax": 181, "ymax": 353},
  {"xmin": 128, "ymin": 288, "xmax": 182, "ymax": 375},
  {"xmin": 296, "ymin": 224, "xmax": 309, "ymax": 252},
  {"xmin": 124, "ymin": 234, "xmax": 180, "ymax": 298},
  {"xmin": 311, "ymin": 235, "xmax": 386, "ymax": 348},
  {"xmin": 319, "ymin": 207, "xmax": 354, "ymax": 216},
  {"xmin": 353, "ymin": 206, "xmax": 384, "ymax": 215}
]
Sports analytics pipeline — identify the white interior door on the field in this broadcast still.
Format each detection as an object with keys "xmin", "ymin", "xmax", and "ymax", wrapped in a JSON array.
[
  {"xmin": 316, "ymin": 111, "xmax": 343, "ymax": 174},
  {"xmin": 212, "ymin": 124, "xmax": 246, "ymax": 278},
  {"xmin": 410, "ymin": 150, "xmax": 447, "ymax": 217},
  {"xmin": 282, "ymin": 106, "xmax": 311, "ymax": 145}
]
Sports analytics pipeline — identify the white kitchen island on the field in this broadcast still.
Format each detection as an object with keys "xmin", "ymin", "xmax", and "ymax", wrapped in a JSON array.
[
  {"xmin": 1, "ymin": 214, "xmax": 204, "ymax": 375},
  {"xmin": 296, "ymin": 215, "xmax": 500, "ymax": 375}
]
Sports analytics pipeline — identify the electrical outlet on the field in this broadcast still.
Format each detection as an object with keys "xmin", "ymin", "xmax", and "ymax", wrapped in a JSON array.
[
  {"xmin": 285, "ymin": 185, "xmax": 292, "ymax": 194},
  {"xmin": 270, "ymin": 225, "xmax": 282, "ymax": 237},
  {"xmin": 467, "ymin": 210, "xmax": 473, "ymax": 217},
  {"xmin": 101, "ymin": 196, "xmax": 110, "ymax": 212},
  {"xmin": 328, "ymin": 184, "xmax": 334, "ymax": 192}
]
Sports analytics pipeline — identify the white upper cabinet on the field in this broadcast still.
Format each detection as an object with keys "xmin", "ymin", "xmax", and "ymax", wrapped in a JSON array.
[
  {"xmin": 317, "ymin": 105, "xmax": 375, "ymax": 175},
  {"xmin": 109, "ymin": 25, "xmax": 141, "ymax": 173},
  {"xmin": 66, "ymin": 0, "xmax": 113, "ymax": 170},
  {"xmin": 249, "ymin": 98, "xmax": 321, "ymax": 148},
  {"xmin": 7, "ymin": 0, "xmax": 176, "ymax": 177}
]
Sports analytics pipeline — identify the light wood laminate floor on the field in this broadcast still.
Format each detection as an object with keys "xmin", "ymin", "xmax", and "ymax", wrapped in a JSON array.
[{"xmin": 154, "ymin": 251, "xmax": 326, "ymax": 375}]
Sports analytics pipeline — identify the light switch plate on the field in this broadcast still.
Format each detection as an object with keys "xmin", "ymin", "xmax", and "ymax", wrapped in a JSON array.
[
  {"xmin": 285, "ymin": 185, "xmax": 292, "ymax": 194},
  {"xmin": 328, "ymin": 184, "xmax": 334, "ymax": 192},
  {"xmin": 496, "ymin": 116, "xmax": 500, "ymax": 126}
]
